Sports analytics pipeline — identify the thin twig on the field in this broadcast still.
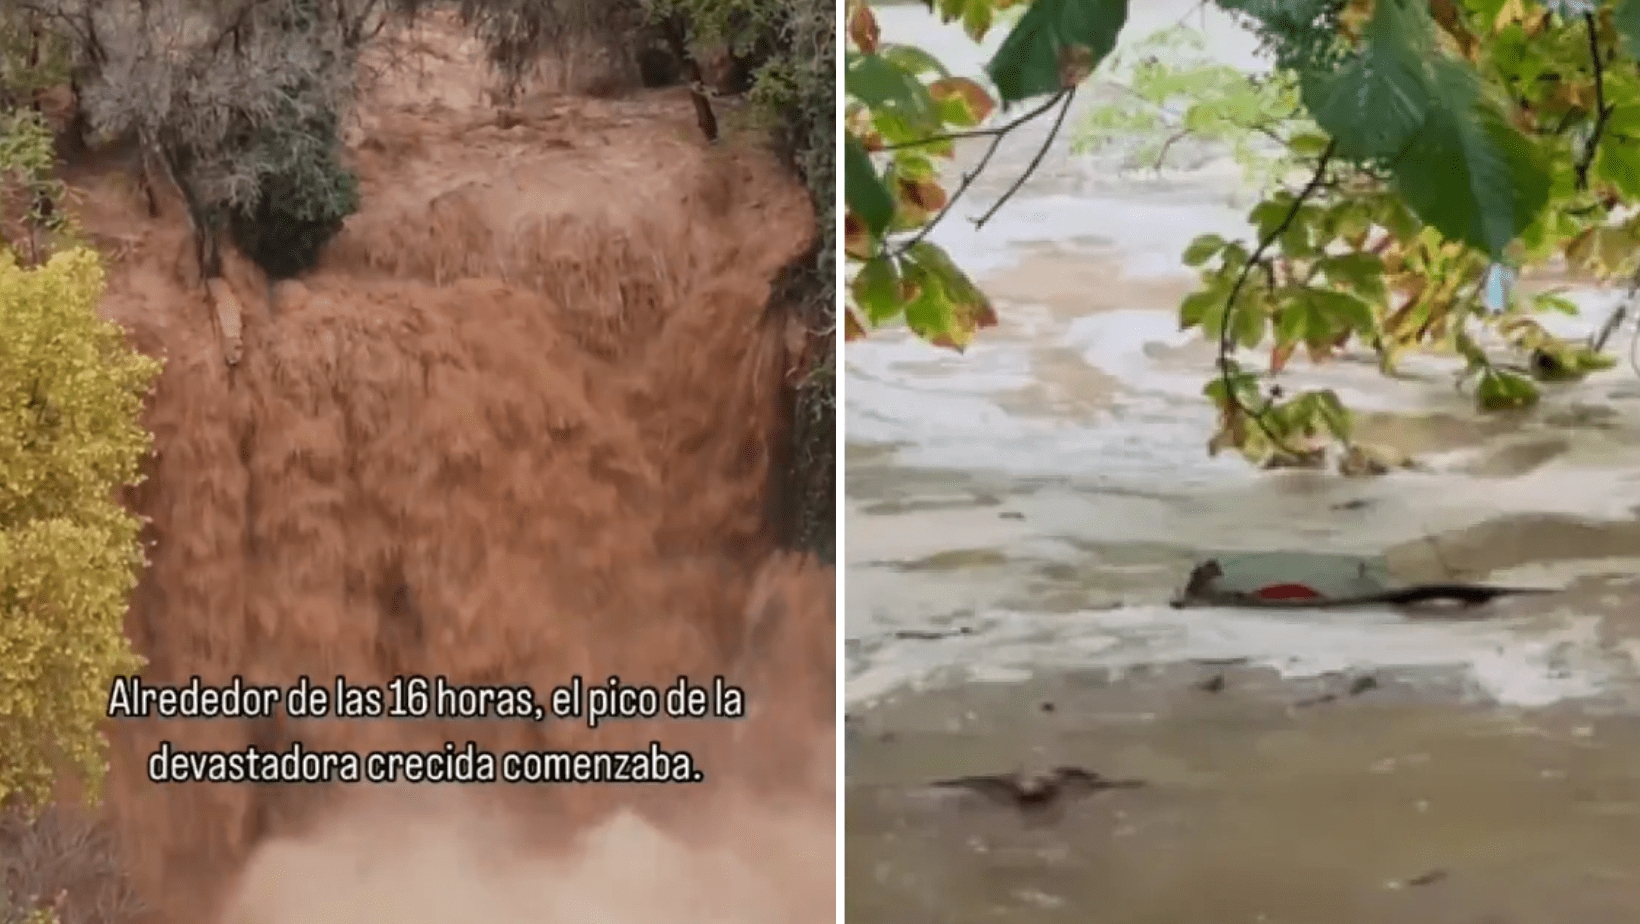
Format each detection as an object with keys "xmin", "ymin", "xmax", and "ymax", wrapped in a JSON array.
[
  {"xmin": 1574, "ymin": 11, "xmax": 1614, "ymax": 191},
  {"xmin": 1590, "ymin": 260, "xmax": 1640, "ymax": 352},
  {"xmin": 1152, "ymin": 128, "xmax": 1191, "ymax": 171},
  {"xmin": 974, "ymin": 87, "xmax": 1077, "ymax": 229},
  {"xmin": 1173, "ymin": 0, "xmax": 1210, "ymax": 30},
  {"xmin": 1215, "ymin": 139, "xmax": 1338, "ymax": 456},
  {"xmin": 879, "ymin": 90, "xmax": 1069, "ymax": 152},
  {"xmin": 891, "ymin": 123, "xmax": 1010, "ymax": 257}
]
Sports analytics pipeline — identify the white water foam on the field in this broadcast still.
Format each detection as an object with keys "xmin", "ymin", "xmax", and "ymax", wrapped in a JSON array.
[{"xmin": 847, "ymin": 602, "xmax": 1620, "ymax": 709}]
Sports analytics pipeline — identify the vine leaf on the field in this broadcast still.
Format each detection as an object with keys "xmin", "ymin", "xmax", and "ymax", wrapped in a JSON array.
[
  {"xmin": 845, "ymin": 310, "xmax": 868, "ymax": 341},
  {"xmin": 986, "ymin": 0, "xmax": 1128, "ymax": 104},
  {"xmin": 1594, "ymin": 140, "xmax": 1640, "ymax": 200},
  {"xmin": 847, "ymin": 51, "xmax": 938, "ymax": 125},
  {"xmin": 1475, "ymin": 367, "xmax": 1539, "ymax": 410},
  {"xmin": 1298, "ymin": 0, "xmax": 1549, "ymax": 259},
  {"xmin": 1182, "ymin": 233, "xmax": 1228, "ymax": 267},
  {"xmin": 881, "ymin": 44, "xmax": 952, "ymax": 80},
  {"xmin": 928, "ymin": 0, "xmax": 1002, "ymax": 41},
  {"xmin": 852, "ymin": 256, "xmax": 901, "ymax": 325},
  {"xmin": 848, "ymin": 3, "xmax": 880, "ymax": 54},
  {"xmin": 894, "ymin": 176, "xmax": 949, "ymax": 226}
]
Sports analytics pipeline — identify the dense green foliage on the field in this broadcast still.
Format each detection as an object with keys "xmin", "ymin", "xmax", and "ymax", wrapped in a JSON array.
[
  {"xmin": 749, "ymin": 0, "xmax": 835, "ymax": 561},
  {"xmin": 220, "ymin": 0, "xmax": 361, "ymax": 279},
  {"xmin": 846, "ymin": 0, "xmax": 1640, "ymax": 470},
  {"xmin": 0, "ymin": 12, "xmax": 72, "ymax": 112},
  {"xmin": 0, "ymin": 109, "xmax": 156, "ymax": 810},
  {"xmin": 225, "ymin": 109, "xmax": 361, "ymax": 280},
  {"xmin": 647, "ymin": 0, "xmax": 834, "ymax": 283}
]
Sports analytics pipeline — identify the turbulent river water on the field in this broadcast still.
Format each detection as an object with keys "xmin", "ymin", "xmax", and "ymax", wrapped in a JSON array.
[{"xmin": 845, "ymin": 4, "xmax": 1640, "ymax": 921}]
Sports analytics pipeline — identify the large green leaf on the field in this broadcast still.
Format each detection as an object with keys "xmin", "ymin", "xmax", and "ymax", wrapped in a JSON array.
[
  {"xmin": 1595, "ymin": 141, "xmax": 1640, "ymax": 200},
  {"xmin": 1390, "ymin": 60, "xmax": 1550, "ymax": 260},
  {"xmin": 846, "ymin": 52, "xmax": 938, "ymax": 125},
  {"xmin": 1298, "ymin": 0, "xmax": 1433, "ymax": 160},
  {"xmin": 985, "ymin": 0, "xmax": 1127, "ymax": 105},
  {"xmin": 845, "ymin": 136, "xmax": 895, "ymax": 237},
  {"xmin": 852, "ymin": 256, "xmax": 902, "ymax": 325}
]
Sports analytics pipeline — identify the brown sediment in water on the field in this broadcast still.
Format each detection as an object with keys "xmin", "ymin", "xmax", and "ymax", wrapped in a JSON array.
[{"xmin": 61, "ymin": 19, "xmax": 833, "ymax": 924}]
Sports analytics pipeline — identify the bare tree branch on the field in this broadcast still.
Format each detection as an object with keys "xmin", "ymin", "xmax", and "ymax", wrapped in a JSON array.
[
  {"xmin": 974, "ymin": 87, "xmax": 1075, "ymax": 229},
  {"xmin": 880, "ymin": 88, "xmax": 1068, "ymax": 152},
  {"xmin": 1574, "ymin": 10, "xmax": 1613, "ymax": 192},
  {"xmin": 886, "ymin": 89, "xmax": 1069, "ymax": 257}
]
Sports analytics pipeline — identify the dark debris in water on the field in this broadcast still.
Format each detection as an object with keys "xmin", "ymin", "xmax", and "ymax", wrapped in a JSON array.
[
  {"xmin": 927, "ymin": 767, "xmax": 1145, "ymax": 812},
  {"xmin": 892, "ymin": 626, "xmax": 975, "ymax": 641},
  {"xmin": 1398, "ymin": 868, "xmax": 1450, "ymax": 888},
  {"xmin": 1294, "ymin": 672, "xmax": 1380, "ymax": 708}
]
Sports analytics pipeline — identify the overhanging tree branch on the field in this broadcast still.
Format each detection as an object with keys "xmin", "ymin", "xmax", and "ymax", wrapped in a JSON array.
[
  {"xmin": 887, "ymin": 89, "xmax": 1070, "ymax": 257},
  {"xmin": 974, "ymin": 87, "xmax": 1076, "ymax": 229},
  {"xmin": 880, "ymin": 89, "xmax": 1068, "ymax": 152}
]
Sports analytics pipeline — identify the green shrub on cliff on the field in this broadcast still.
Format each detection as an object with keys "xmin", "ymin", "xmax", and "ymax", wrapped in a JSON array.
[
  {"xmin": 0, "ymin": 118, "xmax": 157, "ymax": 805},
  {"xmin": 226, "ymin": 108, "xmax": 361, "ymax": 280}
]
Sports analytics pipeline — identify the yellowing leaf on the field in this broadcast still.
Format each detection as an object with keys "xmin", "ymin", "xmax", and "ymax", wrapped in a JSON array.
[
  {"xmin": 894, "ymin": 177, "xmax": 948, "ymax": 225},
  {"xmin": 845, "ymin": 310, "xmax": 868, "ymax": 341},
  {"xmin": 904, "ymin": 241, "xmax": 998, "ymax": 351},
  {"xmin": 844, "ymin": 212, "xmax": 874, "ymax": 260},
  {"xmin": 1493, "ymin": 0, "xmax": 1528, "ymax": 33},
  {"xmin": 929, "ymin": 77, "xmax": 996, "ymax": 127},
  {"xmin": 848, "ymin": 2, "xmax": 880, "ymax": 53}
]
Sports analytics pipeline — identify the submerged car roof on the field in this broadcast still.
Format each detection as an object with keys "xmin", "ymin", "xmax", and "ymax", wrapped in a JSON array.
[{"xmin": 1187, "ymin": 550, "xmax": 1394, "ymax": 600}]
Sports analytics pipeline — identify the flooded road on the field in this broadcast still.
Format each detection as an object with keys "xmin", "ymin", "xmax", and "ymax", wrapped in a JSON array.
[{"xmin": 846, "ymin": 3, "xmax": 1640, "ymax": 920}]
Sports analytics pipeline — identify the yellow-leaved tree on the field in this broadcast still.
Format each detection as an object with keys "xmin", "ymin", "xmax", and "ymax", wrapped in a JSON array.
[{"xmin": 0, "ymin": 107, "xmax": 160, "ymax": 809}]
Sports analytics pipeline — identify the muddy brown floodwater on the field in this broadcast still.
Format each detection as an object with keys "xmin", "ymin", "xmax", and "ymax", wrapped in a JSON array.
[
  {"xmin": 847, "ymin": 3, "xmax": 1640, "ymax": 922},
  {"xmin": 849, "ymin": 670, "xmax": 1640, "ymax": 924},
  {"xmin": 54, "ymin": 16, "xmax": 833, "ymax": 924}
]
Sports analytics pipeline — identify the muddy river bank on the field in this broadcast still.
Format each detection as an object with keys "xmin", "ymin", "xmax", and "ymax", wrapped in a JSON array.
[{"xmin": 846, "ymin": 3, "xmax": 1640, "ymax": 920}]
